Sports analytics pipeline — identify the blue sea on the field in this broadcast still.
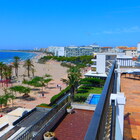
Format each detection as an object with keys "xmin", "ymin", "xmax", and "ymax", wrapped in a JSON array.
[{"xmin": 0, "ymin": 51, "xmax": 37, "ymax": 64}]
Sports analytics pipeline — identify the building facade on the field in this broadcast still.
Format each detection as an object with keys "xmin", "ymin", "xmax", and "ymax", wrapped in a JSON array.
[
  {"xmin": 47, "ymin": 46, "xmax": 65, "ymax": 56},
  {"xmin": 64, "ymin": 45, "xmax": 100, "ymax": 57}
]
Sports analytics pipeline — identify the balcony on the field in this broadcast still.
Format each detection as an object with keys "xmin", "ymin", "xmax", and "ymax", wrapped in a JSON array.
[
  {"xmin": 91, "ymin": 65, "xmax": 97, "ymax": 68},
  {"xmin": 91, "ymin": 59, "xmax": 97, "ymax": 62},
  {"xmin": 85, "ymin": 61, "xmax": 117, "ymax": 140}
]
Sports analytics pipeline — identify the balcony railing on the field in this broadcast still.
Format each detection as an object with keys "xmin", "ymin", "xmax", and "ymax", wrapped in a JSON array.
[
  {"xmin": 85, "ymin": 61, "xmax": 117, "ymax": 140},
  {"xmin": 12, "ymin": 93, "xmax": 71, "ymax": 140}
]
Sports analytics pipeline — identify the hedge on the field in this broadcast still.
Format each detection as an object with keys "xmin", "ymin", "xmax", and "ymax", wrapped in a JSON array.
[
  {"xmin": 74, "ymin": 94, "xmax": 88, "ymax": 102},
  {"xmin": 50, "ymin": 86, "xmax": 71, "ymax": 105},
  {"xmin": 36, "ymin": 103, "xmax": 52, "ymax": 108}
]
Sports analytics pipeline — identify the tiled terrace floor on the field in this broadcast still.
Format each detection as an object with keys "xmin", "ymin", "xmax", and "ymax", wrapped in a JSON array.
[
  {"xmin": 121, "ymin": 74, "xmax": 140, "ymax": 140},
  {"xmin": 53, "ymin": 109, "xmax": 94, "ymax": 140}
]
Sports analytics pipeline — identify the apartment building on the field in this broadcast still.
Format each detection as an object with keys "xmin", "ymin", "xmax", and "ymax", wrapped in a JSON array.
[
  {"xmin": 64, "ymin": 45, "xmax": 100, "ymax": 57},
  {"xmin": 84, "ymin": 53, "xmax": 135, "ymax": 79},
  {"xmin": 47, "ymin": 46, "xmax": 65, "ymax": 56},
  {"xmin": 124, "ymin": 47, "xmax": 137, "ymax": 57}
]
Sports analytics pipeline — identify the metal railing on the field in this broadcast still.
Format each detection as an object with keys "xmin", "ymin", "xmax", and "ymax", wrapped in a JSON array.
[
  {"xmin": 85, "ymin": 61, "xmax": 116, "ymax": 140},
  {"xmin": 12, "ymin": 93, "xmax": 71, "ymax": 140}
]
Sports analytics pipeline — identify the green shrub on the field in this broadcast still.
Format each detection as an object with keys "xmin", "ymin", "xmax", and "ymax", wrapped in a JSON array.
[
  {"xmin": 37, "ymin": 103, "xmax": 52, "ymax": 108},
  {"xmin": 74, "ymin": 94, "xmax": 88, "ymax": 102},
  {"xmin": 77, "ymin": 89, "xmax": 88, "ymax": 93},
  {"xmin": 79, "ymin": 86, "xmax": 91, "ymax": 90},
  {"xmin": 50, "ymin": 86, "xmax": 71, "ymax": 105},
  {"xmin": 80, "ymin": 78, "xmax": 105, "ymax": 87}
]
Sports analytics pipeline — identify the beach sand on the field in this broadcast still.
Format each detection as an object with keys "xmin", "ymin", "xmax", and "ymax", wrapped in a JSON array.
[{"xmin": 0, "ymin": 54, "xmax": 68, "ymax": 111}]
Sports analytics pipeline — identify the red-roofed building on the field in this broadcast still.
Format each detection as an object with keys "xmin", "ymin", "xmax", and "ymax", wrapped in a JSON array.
[{"xmin": 124, "ymin": 47, "xmax": 137, "ymax": 57}]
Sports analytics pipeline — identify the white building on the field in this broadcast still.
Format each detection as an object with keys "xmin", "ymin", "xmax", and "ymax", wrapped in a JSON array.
[
  {"xmin": 64, "ymin": 45, "xmax": 100, "ymax": 57},
  {"xmin": 137, "ymin": 42, "xmax": 140, "ymax": 55},
  {"xmin": 124, "ymin": 47, "xmax": 137, "ymax": 57},
  {"xmin": 84, "ymin": 53, "xmax": 125, "ymax": 78},
  {"xmin": 47, "ymin": 46, "xmax": 65, "ymax": 56}
]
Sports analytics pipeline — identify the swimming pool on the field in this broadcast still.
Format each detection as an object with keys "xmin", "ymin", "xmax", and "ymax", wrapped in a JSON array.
[{"xmin": 87, "ymin": 94, "xmax": 101, "ymax": 105}]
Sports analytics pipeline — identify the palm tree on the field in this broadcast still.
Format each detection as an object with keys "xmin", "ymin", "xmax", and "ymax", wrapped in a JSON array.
[
  {"xmin": 7, "ymin": 65, "xmax": 13, "ymax": 80},
  {"xmin": 0, "ymin": 62, "xmax": 4, "ymax": 80},
  {"xmin": 13, "ymin": 56, "xmax": 20, "ymax": 77},
  {"xmin": 61, "ymin": 66, "xmax": 81, "ymax": 100},
  {"xmin": 31, "ymin": 68, "xmax": 35, "ymax": 77},
  {"xmin": 24, "ymin": 59, "xmax": 34, "ymax": 77}
]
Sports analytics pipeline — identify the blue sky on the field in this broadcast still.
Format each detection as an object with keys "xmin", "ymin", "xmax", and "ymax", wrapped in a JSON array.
[{"xmin": 0, "ymin": 0, "xmax": 140, "ymax": 49}]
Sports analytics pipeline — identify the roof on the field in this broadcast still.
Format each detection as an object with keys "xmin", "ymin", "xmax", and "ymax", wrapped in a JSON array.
[
  {"xmin": 132, "ymin": 57, "xmax": 138, "ymax": 61},
  {"xmin": 124, "ymin": 47, "xmax": 137, "ymax": 50},
  {"xmin": 53, "ymin": 109, "xmax": 94, "ymax": 140},
  {"xmin": 117, "ymin": 46, "xmax": 128, "ymax": 49}
]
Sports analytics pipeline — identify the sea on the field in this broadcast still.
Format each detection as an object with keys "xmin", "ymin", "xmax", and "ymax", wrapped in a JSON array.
[{"xmin": 0, "ymin": 51, "xmax": 37, "ymax": 64}]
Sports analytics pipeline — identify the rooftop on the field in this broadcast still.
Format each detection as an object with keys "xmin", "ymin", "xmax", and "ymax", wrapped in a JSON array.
[
  {"xmin": 53, "ymin": 109, "xmax": 94, "ymax": 140},
  {"xmin": 121, "ymin": 73, "xmax": 140, "ymax": 139},
  {"xmin": 124, "ymin": 47, "xmax": 137, "ymax": 50}
]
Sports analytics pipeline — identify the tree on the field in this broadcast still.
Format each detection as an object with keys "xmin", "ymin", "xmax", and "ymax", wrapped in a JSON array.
[
  {"xmin": 24, "ymin": 59, "xmax": 34, "ymax": 77},
  {"xmin": 23, "ymin": 75, "xmax": 52, "ymax": 93},
  {"xmin": 13, "ymin": 56, "xmax": 20, "ymax": 77},
  {"xmin": 61, "ymin": 66, "xmax": 81, "ymax": 100},
  {"xmin": 0, "ymin": 88, "xmax": 15, "ymax": 109},
  {"xmin": 10, "ymin": 85, "xmax": 31, "ymax": 97},
  {"xmin": 0, "ymin": 62, "xmax": 4, "ymax": 80}
]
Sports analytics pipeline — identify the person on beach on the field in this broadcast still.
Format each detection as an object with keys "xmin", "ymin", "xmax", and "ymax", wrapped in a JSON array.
[
  {"xmin": 59, "ymin": 85, "xmax": 62, "ymax": 91},
  {"xmin": 42, "ymin": 92, "xmax": 44, "ymax": 97}
]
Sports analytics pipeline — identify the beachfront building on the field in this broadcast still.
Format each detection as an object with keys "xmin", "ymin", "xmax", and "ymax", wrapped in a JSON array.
[
  {"xmin": 64, "ymin": 44, "xmax": 100, "ymax": 57},
  {"xmin": 123, "ymin": 47, "xmax": 137, "ymax": 57},
  {"xmin": 85, "ymin": 53, "xmax": 124, "ymax": 78},
  {"xmin": 115, "ymin": 46, "xmax": 128, "ymax": 53},
  {"xmin": 47, "ymin": 46, "xmax": 65, "ymax": 56},
  {"xmin": 85, "ymin": 52, "xmax": 139, "ymax": 79}
]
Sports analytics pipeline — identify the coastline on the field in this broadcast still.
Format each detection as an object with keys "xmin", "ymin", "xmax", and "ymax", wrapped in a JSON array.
[{"xmin": 0, "ymin": 51, "xmax": 44, "ymax": 64}]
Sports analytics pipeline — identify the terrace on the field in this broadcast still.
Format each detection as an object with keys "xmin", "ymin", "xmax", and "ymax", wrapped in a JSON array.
[
  {"xmin": 53, "ymin": 109, "xmax": 94, "ymax": 140},
  {"xmin": 121, "ymin": 73, "xmax": 140, "ymax": 139}
]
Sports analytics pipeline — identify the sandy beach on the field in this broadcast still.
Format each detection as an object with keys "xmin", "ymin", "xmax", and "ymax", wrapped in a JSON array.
[{"xmin": 0, "ymin": 53, "xmax": 68, "ymax": 111}]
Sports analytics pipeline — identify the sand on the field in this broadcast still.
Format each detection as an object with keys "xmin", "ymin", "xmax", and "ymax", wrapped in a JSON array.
[{"xmin": 0, "ymin": 53, "xmax": 68, "ymax": 111}]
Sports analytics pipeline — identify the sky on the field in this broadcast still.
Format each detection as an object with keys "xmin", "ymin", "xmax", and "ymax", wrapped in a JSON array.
[{"xmin": 0, "ymin": 0, "xmax": 140, "ymax": 49}]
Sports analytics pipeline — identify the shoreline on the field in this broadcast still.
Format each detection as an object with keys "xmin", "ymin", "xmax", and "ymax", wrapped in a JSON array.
[{"xmin": 0, "ymin": 51, "xmax": 44, "ymax": 64}]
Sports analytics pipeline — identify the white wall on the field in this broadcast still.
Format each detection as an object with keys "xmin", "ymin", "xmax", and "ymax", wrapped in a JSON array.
[
  {"xmin": 47, "ymin": 47, "xmax": 65, "ymax": 56},
  {"xmin": 57, "ymin": 47, "xmax": 65, "ymax": 56},
  {"xmin": 137, "ymin": 42, "xmax": 140, "ymax": 52},
  {"xmin": 96, "ymin": 54, "xmax": 106, "ymax": 73}
]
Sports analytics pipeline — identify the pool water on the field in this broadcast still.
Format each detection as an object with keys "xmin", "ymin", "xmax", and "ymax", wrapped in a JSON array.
[{"xmin": 89, "ymin": 94, "xmax": 101, "ymax": 104}]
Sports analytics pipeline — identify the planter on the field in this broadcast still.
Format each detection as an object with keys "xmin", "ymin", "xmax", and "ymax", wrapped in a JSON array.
[
  {"xmin": 43, "ymin": 132, "xmax": 55, "ymax": 140},
  {"xmin": 43, "ymin": 135, "xmax": 54, "ymax": 140},
  {"xmin": 67, "ymin": 108, "xmax": 73, "ymax": 114}
]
